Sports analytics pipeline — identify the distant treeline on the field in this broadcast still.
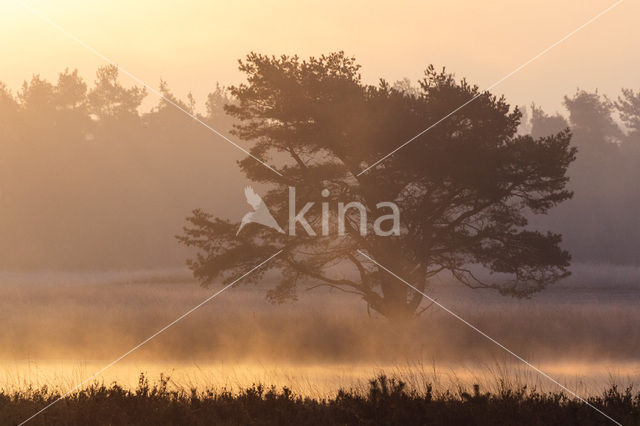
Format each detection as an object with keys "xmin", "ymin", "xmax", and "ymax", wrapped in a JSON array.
[
  {"xmin": 523, "ymin": 88, "xmax": 640, "ymax": 264},
  {"xmin": 3, "ymin": 374, "xmax": 638, "ymax": 425},
  {"xmin": 0, "ymin": 66, "xmax": 245, "ymax": 269},
  {"xmin": 1, "ymin": 66, "xmax": 640, "ymax": 269}
]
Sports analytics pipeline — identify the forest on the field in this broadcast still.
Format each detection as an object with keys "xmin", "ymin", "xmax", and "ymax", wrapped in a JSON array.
[{"xmin": 1, "ymin": 66, "xmax": 640, "ymax": 270}]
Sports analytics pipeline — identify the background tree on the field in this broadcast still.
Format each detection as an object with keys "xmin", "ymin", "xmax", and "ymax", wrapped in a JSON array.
[
  {"xmin": 179, "ymin": 52, "xmax": 576, "ymax": 322},
  {"xmin": 530, "ymin": 89, "xmax": 640, "ymax": 264},
  {"xmin": 529, "ymin": 103, "xmax": 568, "ymax": 140}
]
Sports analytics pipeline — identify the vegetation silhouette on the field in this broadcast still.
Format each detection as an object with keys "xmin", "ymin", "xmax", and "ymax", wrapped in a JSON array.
[
  {"xmin": 178, "ymin": 52, "xmax": 576, "ymax": 321},
  {"xmin": 3, "ymin": 374, "xmax": 638, "ymax": 425}
]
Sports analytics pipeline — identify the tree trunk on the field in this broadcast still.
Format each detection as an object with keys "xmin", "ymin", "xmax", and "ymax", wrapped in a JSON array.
[
  {"xmin": 369, "ymin": 252, "xmax": 428, "ymax": 323},
  {"xmin": 377, "ymin": 276, "xmax": 408, "ymax": 321}
]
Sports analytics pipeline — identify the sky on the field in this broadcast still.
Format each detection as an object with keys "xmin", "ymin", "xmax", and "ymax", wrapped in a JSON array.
[{"xmin": 1, "ymin": 0, "xmax": 638, "ymax": 115}]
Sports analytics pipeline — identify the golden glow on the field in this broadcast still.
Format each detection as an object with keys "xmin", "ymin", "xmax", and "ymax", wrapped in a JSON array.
[
  {"xmin": 1, "ymin": 0, "xmax": 638, "ymax": 112},
  {"xmin": 3, "ymin": 360, "xmax": 638, "ymax": 397}
]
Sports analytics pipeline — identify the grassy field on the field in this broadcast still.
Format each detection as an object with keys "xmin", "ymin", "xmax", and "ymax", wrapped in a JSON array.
[{"xmin": 3, "ymin": 374, "xmax": 639, "ymax": 425}]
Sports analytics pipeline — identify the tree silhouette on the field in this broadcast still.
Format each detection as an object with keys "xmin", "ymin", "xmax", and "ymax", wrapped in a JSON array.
[
  {"xmin": 178, "ymin": 52, "xmax": 576, "ymax": 322},
  {"xmin": 529, "ymin": 104, "xmax": 568, "ymax": 140},
  {"xmin": 89, "ymin": 64, "xmax": 146, "ymax": 122},
  {"xmin": 616, "ymin": 88, "xmax": 640, "ymax": 137}
]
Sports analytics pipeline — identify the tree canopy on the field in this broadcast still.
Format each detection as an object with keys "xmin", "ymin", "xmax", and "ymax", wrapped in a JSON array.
[{"xmin": 178, "ymin": 52, "xmax": 577, "ymax": 321}]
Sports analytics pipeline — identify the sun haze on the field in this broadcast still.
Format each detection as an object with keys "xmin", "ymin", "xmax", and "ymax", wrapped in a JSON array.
[{"xmin": 1, "ymin": 0, "xmax": 637, "ymax": 112}]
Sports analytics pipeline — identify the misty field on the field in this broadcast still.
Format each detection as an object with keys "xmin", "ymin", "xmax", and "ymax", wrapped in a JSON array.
[{"xmin": 1, "ymin": 263, "xmax": 639, "ymax": 425}]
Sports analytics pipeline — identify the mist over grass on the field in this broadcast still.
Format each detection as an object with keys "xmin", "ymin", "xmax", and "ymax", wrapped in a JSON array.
[
  {"xmin": 0, "ymin": 263, "xmax": 638, "ymax": 364},
  {"xmin": 1, "ymin": 249, "xmax": 638, "ymax": 425}
]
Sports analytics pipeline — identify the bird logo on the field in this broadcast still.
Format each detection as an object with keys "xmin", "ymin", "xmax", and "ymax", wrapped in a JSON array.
[{"xmin": 236, "ymin": 186, "xmax": 285, "ymax": 235}]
